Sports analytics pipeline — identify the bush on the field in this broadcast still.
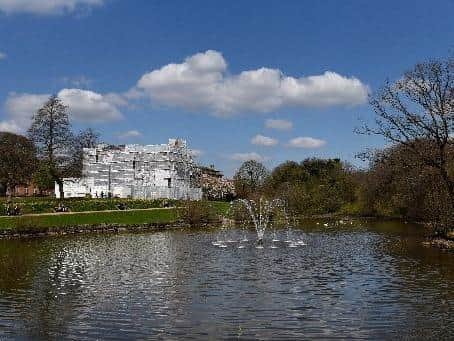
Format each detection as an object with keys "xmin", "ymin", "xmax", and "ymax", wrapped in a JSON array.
[{"xmin": 178, "ymin": 200, "xmax": 218, "ymax": 226}]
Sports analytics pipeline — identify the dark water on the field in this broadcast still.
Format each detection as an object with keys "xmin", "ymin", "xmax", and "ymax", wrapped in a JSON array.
[{"xmin": 0, "ymin": 220, "xmax": 453, "ymax": 340}]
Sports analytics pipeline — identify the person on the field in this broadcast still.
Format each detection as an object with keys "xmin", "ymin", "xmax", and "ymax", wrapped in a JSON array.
[
  {"xmin": 100, "ymin": 191, "xmax": 104, "ymax": 199},
  {"xmin": 54, "ymin": 202, "xmax": 69, "ymax": 212},
  {"xmin": 5, "ymin": 202, "xmax": 12, "ymax": 216},
  {"xmin": 13, "ymin": 204, "xmax": 21, "ymax": 216},
  {"xmin": 117, "ymin": 202, "xmax": 128, "ymax": 210}
]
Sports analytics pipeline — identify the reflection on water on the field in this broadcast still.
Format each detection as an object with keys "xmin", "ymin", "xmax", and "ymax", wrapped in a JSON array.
[{"xmin": 0, "ymin": 220, "xmax": 453, "ymax": 340}]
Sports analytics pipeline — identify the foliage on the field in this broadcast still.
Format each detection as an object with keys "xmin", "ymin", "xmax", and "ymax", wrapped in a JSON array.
[
  {"xmin": 233, "ymin": 160, "xmax": 269, "ymax": 198},
  {"xmin": 264, "ymin": 158, "xmax": 356, "ymax": 216},
  {"xmin": 178, "ymin": 200, "xmax": 218, "ymax": 226},
  {"xmin": 358, "ymin": 55, "xmax": 453, "ymax": 220},
  {"xmin": 32, "ymin": 162, "xmax": 55, "ymax": 191},
  {"xmin": 357, "ymin": 55, "xmax": 454, "ymax": 235},
  {"xmin": 0, "ymin": 132, "xmax": 37, "ymax": 195},
  {"xmin": 356, "ymin": 144, "xmax": 454, "ymax": 233},
  {"xmin": 201, "ymin": 176, "xmax": 235, "ymax": 201}
]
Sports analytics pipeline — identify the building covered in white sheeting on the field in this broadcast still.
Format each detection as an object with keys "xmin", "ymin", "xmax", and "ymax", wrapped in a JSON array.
[{"xmin": 55, "ymin": 138, "xmax": 202, "ymax": 200}]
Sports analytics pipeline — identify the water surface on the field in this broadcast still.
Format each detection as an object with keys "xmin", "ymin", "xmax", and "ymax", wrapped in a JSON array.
[{"xmin": 0, "ymin": 220, "xmax": 453, "ymax": 339}]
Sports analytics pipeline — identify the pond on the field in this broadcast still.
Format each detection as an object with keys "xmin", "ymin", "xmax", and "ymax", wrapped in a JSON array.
[{"xmin": 0, "ymin": 220, "xmax": 453, "ymax": 340}]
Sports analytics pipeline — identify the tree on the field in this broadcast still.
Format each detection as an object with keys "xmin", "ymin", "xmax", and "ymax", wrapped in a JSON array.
[
  {"xmin": 358, "ymin": 144, "xmax": 454, "ymax": 233},
  {"xmin": 233, "ymin": 160, "xmax": 269, "ymax": 198},
  {"xmin": 359, "ymin": 55, "xmax": 453, "ymax": 201},
  {"xmin": 0, "ymin": 132, "xmax": 37, "ymax": 196},
  {"xmin": 358, "ymin": 55, "xmax": 454, "ymax": 233},
  {"xmin": 70, "ymin": 128, "xmax": 100, "ymax": 177},
  {"xmin": 32, "ymin": 162, "xmax": 55, "ymax": 193},
  {"xmin": 28, "ymin": 95, "xmax": 73, "ymax": 199}
]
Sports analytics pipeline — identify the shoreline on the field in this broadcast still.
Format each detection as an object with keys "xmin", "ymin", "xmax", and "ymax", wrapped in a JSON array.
[
  {"xmin": 1, "ymin": 210, "xmax": 452, "ymax": 250},
  {"xmin": 0, "ymin": 220, "xmax": 222, "ymax": 239}
]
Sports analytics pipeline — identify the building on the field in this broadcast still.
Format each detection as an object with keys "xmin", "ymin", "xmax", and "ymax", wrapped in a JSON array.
[
  {"xmin": 4, "ymin": 182, "xmax": 53, "ymax": 197},
  {"xmin": 56, "ymin": 139, "xmax": 202, "ymax": 200},
  {"xmin": 199, "ymin": 165, "xmax": 223, "ymax": 179}
]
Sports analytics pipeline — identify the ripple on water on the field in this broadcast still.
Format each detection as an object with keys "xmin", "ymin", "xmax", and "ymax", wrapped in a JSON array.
[{"xmin": 0, "ymin": 225, "xmax": 453, "ymax": 339}]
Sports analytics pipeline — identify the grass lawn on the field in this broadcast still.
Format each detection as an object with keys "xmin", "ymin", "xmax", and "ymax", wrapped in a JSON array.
[{"xmin": 0, "ymin": 208, "xmax": 179, "ymax": 231}]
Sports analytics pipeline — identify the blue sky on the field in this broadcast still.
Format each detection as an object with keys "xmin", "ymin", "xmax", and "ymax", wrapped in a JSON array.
[{"xmin": 0, "ymin": 0, "xmax": 453, "ymax": 176}]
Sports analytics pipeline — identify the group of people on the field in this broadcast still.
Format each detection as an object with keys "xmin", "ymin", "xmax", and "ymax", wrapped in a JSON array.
[
  {"xmin": 116, "ymin": 202, "xmax": 128, "ymax": 210},
  {"xmin": 54, "ymin": 202, "xmax": 70, "ymax": 212},
  {"xmin": 5, "ymin": 202, "xmax": 21, "ymax": 216}
]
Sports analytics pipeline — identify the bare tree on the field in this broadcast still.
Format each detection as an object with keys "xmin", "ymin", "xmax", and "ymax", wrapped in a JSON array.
[
  {"xmin": 28, "ymin": 95, "xmax": 73, "ymax": 199},
  {"xmin": 359, "ymin": 56, "xmax": 454, "ymax": 201},
  {"xmin": 70, "ymin": 128, "xmax": 100, "ymax": 177},
  {"xmin": 0, "ymin": 132, "xmax": 37, "ymax": 197}
]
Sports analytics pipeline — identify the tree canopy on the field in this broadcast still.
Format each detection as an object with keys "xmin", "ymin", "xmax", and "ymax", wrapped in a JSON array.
[
  {"xmin": 0, "ymin": 132, "xmax": 37, "ymax": 195},
  {"xmin": 233, "ymin": 160, "xmax": 269, "ymax": 198},
  {"xmin": 28, "ymin": 95, "xmax": 73, "ymax": 198}
]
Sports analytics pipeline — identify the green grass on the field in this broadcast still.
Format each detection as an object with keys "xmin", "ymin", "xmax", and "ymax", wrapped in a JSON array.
[
  {"xmin": 0, "ymin": 197, "xmax": 232, "ymax": 216},
  {"xmin": 0, "ymin": 208, "xmax": 179, "ymax": 231},
  {"xmin": 0, "ymin": 197, "xmax": 175, "ymax": 215},
  {"xmin": 208, "ymin": 201, "xmax": 230, "ymax": 215}
]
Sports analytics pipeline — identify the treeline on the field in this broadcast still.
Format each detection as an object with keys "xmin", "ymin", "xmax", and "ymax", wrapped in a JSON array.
[
  {"xmin": 0, "ymin": 96, "xmax": 99, "ymax": 198},
  {"xmin": 233, "ymin": 159, "xmax": 356, "ymax": 216},
  {"xmin": 233, "ymin": 151, "xmax": 453, "ymax": 235}
]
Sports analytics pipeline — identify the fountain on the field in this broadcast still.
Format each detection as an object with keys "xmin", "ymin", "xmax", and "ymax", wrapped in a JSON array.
[{"xmin": 216, "ymin": 197, "xmax": 304, "ymax": 248}]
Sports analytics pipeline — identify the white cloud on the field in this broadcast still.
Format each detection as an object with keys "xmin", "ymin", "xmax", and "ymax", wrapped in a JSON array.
[
  {"xmin": 0, "ymin": 93, "xmax": 50, "ymax": 133},
  {"xmin": 0, "ymin": 120, "xmax": 21, "ymax": 133},
  {"xmin": 0, "ymin": 0, "xmax": 103, "ymax": 15},
  {"xmin": 117, "ymin": 130, "xmax": 142, "ymax": 139},
  {"xmin": 251, "ymin": 134, "xmax": 278, "ymax": 146},
  {"xmin": 265, "ymin": 118, "xmax": 293, "ymax": 130},
  {"xmin": 0, "ymin": 51, "xmax": 6, "ymax": 60},
  {"xmin": 230, "ymin": 152, "xmax": 270, "ymax": 162},
  {"xmin": 58, "ymin": 88, "xmax": 123, "ymax": 122},
  {"xmin": 0, "ymin": 89, "xmax": 123, "ymax": 133},
  {"xmin": 136, "ymin": 50, "xmax": 368, "ymax": 116},
  {"xmin": 287, "ymin": 136, "xmax": 327, "ymax": 148}
]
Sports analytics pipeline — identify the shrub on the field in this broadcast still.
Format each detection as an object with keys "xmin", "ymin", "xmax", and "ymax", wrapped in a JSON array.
[{"xmin": 178, "ymin": 200, "xmax": 218, "ymax": 226}]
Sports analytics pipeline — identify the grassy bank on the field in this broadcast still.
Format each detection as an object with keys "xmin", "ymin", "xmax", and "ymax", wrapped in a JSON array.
[
  {"xmin": 0, "ymin": 197, "xmax": 176, "ymax": 216},
  {"xmin": 0, "ymin": 200, "xmax": 230, "ymax": 232},
  {"xmin": 0, "ymin": 197, "xmax": 231, "ymax": 216},
  {"xmin": 0, "ymin": 208, "xmax": 179, "ymax": 231}
]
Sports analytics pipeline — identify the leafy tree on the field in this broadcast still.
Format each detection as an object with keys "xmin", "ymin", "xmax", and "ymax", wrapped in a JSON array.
[
  {"xmin": 359, "ymin": 143, "xmax": 454, "ymax": 234},
  {"xmin": 32, "ymin": 162, "xmax": 55, "ymax": 193},
  {"xmin": 265, "ymin": 161, "xmax": 309, "ymax": 190},
  {"xmin": 0, "ymin": 132, "xmax": 37, "ymax": 196},
  {"xmin": 233, "ymin": 160, "xmax": 269, "ymax": 198},
  {"xmin": 264, "ymin": 158, "xmax": 356, "ymax": 215},
  {"xmin": 28, "ymin": 95, "xmax": 73, "ymax": 199}
]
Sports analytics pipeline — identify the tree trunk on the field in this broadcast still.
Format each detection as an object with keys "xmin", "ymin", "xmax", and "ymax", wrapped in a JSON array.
[
  {"xmin": 57, "ymin": 180, "xmax": 64, "ymax": 199},
  {"xmin": 6, "ymin": 182, "xmax": 14, "ymax": 200}
]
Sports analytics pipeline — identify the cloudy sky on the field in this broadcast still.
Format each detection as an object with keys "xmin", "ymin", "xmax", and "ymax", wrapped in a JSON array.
[{"xmin": 0, "ymin": 0, "xmax": 453, "ymax": 176}]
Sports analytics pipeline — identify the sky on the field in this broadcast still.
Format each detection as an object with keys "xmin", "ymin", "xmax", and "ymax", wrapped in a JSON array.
[{"xmin": 0, "ymin": 0, "xmax": 453, "ymax": 176}]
